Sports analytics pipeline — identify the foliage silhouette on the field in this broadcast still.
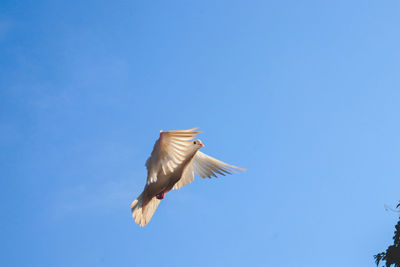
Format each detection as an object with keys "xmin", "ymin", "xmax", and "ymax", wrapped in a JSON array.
[{"xmin": 374, "ymin": 202, "xmax": 400, "ymax": 267}]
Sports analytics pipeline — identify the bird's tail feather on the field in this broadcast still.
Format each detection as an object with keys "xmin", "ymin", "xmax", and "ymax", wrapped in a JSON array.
[{"xmin": 131, "ymin": 193, "xmax": 161, "ymax": 226}]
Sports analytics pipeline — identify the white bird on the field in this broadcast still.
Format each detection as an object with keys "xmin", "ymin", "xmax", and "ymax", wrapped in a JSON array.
[{"xmin": 131, "ymin": 127, "xmax": 245, "ymax": 226}]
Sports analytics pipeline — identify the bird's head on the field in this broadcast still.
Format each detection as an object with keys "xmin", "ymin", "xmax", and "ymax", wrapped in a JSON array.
[{"xmin": 192, "ymin": 139, "xmax": 204, "ymax": 149}]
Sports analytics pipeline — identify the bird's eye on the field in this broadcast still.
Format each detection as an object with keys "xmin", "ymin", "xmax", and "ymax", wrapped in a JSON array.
[{"xmin": 193, "ymin": 141, "xmax": 196, "ymax": 144}]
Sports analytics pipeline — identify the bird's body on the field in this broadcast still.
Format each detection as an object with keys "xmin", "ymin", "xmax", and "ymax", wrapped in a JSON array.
[
  {"xmin": 140, "ymin": 150, "xmax": 196, "ymax": 204},
  {"xmin": 131, "ymin": 127, "xmax": 244, "ymax": 226}
]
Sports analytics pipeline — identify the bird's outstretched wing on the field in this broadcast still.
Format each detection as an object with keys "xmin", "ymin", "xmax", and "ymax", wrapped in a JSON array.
[
  {"xmin": 173, "ymin": 151, "xmax": 245, "ymax": 189},
  {"xmin": 146, "ymin": 127, "xmax": 201, "ymax": 184}
]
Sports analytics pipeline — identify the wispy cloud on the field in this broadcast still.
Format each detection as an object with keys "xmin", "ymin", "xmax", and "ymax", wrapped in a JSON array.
[
  {"xmin": 50, "ymin": 177, "xmax": 142, "ymax": 219},
  {"xmin": 0, "ymin": 19, "xmax": 11, "ymax": 42}
]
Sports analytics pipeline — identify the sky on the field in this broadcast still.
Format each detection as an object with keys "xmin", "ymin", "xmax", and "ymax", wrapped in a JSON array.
[{"xmin": 1, "ymin": 0, "xmax": 400, "ymax": 266}]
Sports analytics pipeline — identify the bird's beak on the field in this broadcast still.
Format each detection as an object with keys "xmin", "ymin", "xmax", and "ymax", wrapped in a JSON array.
[{"xmin": 200, "ymin": 144, "xmax": 204, "ymax": 148}]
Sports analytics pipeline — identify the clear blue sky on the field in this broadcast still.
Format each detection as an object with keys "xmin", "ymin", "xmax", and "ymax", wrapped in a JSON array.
[{"xmin": 1, "ymin": 1, "xmax": 400, "ymax": 266}]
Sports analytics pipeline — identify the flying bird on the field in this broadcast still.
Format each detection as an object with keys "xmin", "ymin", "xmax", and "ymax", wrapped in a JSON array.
[{"xmin": 131, "ymin": 127, "xmax": 245, "ymax": 226}]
